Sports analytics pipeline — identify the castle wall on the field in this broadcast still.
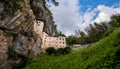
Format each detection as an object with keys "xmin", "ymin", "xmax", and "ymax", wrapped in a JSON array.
[
  {"xmin": 34, "ymin": 20, "xmax": 44, "ymax": 36},
  {"xmin": 41, "ymin": 35, "xmax": 66, "ymax": 50},
  {"xmin": 34, "ymin": 20, "xmax": 66, "ymax": 51}
]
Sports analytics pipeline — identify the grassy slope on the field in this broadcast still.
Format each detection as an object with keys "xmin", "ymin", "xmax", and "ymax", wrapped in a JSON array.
[{"xmin": 24, "ymin": 28, "xmax": 120, "ymax": 69}]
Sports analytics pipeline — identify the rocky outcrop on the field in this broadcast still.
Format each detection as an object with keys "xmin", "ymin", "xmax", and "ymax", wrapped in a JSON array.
[
  {"xmin": 31, "ymin": 0, "xmax": 58, "ymax": 36},
  {"xmin": 0, "ymin": 0, "xmax": 57, "ymax": 69},
  {"xmin": 0, "ymin": 5, "xmax": 40, "ymax": 69},
  {"xmin": 0, "ymin": 30, "xmax": 11, "ymax": 69}
]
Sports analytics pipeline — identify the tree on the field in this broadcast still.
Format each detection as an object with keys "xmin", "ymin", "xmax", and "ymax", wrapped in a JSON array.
[
  {"xmin": 57, "ymin": 31, "xmax": 66, "ymax": 37},
  {"xmin": 109, "ymin": 14, "xmax": 120, "ymax": 29},
  {"xmin": 74, "ymin": 15, "xmax": 120, "ymax": 44},
  {"xmin": 66, "ymin": 35, "xmax": 78, "ymax": 45},
  {"xmin": 79, "ymin": 31, "xmax": 86, "ymax": 45},
  {"xmin": 86, "ymin": 24, "xmax": 98, "ymax": 42}
]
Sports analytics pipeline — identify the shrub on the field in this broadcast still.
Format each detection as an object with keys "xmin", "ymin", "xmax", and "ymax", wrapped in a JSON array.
[
  {"xmin": 103, "ymin": 30, "xmax": 113, "ymax": 37},
  {"xmin": 45, "ymin": 47, "xmax": 56, "ymax": 55},
  {"xmin": 13, "ymin": 57, "xmax": 32, "ymax": 69},
  {"xmin": 8, "ymin": 45, "xmax": 20, "ymax": 60},
  {"xmin": 63, "ymin": 47, "xmax": 71, "ymax": 54},
  {"xmin": 45, "ymin": 47, "xmax": 71, "ymax": 56},
  {"xmin": 56, "ymin": 48, "xmax": 64, "ymax": 55}
]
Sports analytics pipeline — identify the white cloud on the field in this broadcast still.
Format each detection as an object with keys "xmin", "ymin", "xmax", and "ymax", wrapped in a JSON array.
[
  {"xmin": 49, "ymin": 0, "xmax": 120, "ymax": 36},
  {"xmin": 49, "ymin": 0, "xmax": 82, "ymax": 35},
  {"xmin": 93, "ymin": 5, "xmax": 120, "ymax": 23},
  {"xmin": 82, "ymin": 8, "xmax": 97, "ymax": 28}
]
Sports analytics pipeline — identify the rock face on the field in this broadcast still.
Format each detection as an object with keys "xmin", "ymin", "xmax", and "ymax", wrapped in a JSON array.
[
  {"xmin": 0, "ymin": 0, "xmax": 57, "ymax": 69},
  {"xmin": 31, "ymin": 0, "xmax": 57, "ymax": 36}
]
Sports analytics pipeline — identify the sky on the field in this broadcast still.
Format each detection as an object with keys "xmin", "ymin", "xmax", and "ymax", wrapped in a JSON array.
[{"xmin": 49, "ymin": 0, "xmax": 120, "ymax": 36}]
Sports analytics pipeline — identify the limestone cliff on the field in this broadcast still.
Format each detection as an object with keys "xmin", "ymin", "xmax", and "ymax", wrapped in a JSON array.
[
  {"xmin": 0, "ymin": 0, "xmax": 57, "ymax": 69},
  {"xmin": 30, "ymin": 0, "xmax": 58, "ymax": 36}
]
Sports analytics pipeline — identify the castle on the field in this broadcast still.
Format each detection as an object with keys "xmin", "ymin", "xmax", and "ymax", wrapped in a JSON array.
[{"xmin": 34, "ymin": 20, "xmax": 66, "ymax": 51}]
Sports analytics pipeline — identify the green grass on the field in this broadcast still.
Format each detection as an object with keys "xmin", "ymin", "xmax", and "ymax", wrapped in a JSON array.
[{"xmin": 23, "ymin": 28, "xmax": 120, "ymax": 69}]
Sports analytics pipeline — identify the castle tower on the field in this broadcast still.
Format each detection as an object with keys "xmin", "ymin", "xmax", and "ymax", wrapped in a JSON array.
[{"xmin": 34, "ymin": 20, "xmax": 44, "ymax": 35}]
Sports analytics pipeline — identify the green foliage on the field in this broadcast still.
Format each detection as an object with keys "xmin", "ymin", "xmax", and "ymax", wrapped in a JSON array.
[
  {"xmin": 85, "ymin": 23, "xmax": 109, "ymax": 43},
  {"xmin": 56, "ymin": 47, "xmax": 71, "ymax": 55},
  {"xmin": 8, "ymin": 46, "xmax": 33, "ymax": 69},
  {"xmin": 109, "ymin": 14, "xmax": 120, "ymax": 29},
  {"xmin": 45, "ymin": 47, "xmax": 56, "ymax": 55},
  {"xmin": 0, "ymin": 0, "xmax": 21, "ymax": 20},
  {"xmin": 8, "ymin": 45, "xmax": 20, "ymax": 60},
  {"xmin": 56, "ymin": 31, "xmax": 66, "ymax": 37},
  {"xmin": 56, "ymin": 48, "xmax": 64, "ymax": 55},
  {"xmin": 63, "ymin": 47, "xmax": 71, "ymax": 54},
  {"xmin": 66, "ymin": 35, "xmax": 79, "ymax": 45},
  {"xmin": 103, "ymin": 29, "xmax": 113, "ymax": 37},
  {"xmin": 13, "ymin": 58, "xmax": 32, "ymax": 69},
  {"xmin": 75, "ymin": 22, "xmax": 111, "ymax": 44},
  {"xmin": 45, "ymin": 47, "xmax": 71, "ymax": 56},
  {"xmin": 74, "ymin": 14, "xmax": 120, "ymax": 44},
  {"xmin": 23, "ymin": 28, "xmax": 120, "ymax": 69}
]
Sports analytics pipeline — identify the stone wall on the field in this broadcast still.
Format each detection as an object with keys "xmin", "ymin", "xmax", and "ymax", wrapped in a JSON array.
[
  {"xmin": 71, "ymin": 44, "xmax": 90, "ymax": 50},
  {"xmin": 0, "ymin": 0, "xmax": 57, "ymax": 69}
]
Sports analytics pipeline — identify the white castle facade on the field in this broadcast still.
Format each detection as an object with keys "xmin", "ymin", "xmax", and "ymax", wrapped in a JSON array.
[{"xmin": 34, "ymin": 20, "xmax": 66, "ymax": 51}]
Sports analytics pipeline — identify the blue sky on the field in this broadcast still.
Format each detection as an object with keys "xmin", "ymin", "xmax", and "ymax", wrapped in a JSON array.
[
  {"xmin": 79, "ymin": 0, "xmax": 120, "ymax": 13},
  {"xmin": 49, "ymin": 0, "xmax": 120, "ymax": 36}
]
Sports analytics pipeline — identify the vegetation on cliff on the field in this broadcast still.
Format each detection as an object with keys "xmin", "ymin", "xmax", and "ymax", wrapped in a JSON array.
[{"xmin": 0, "ymin": 0, "xmax": 21, "ymax": 20}]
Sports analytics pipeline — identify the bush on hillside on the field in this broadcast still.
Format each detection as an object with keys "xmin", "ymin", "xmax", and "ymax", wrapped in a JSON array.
[
  {"xmin": 45, "ymin": 47, "xmax": 71, "ymax": 56},
  {"xmin": 8, "ymin": 45, "xmax": 20, "ymax": 60},
  {"xmin": 103, "ymin": 30, "xmax": 113, "ymax": 37},
  {"xmin": 45, "ymin": 47, "xmax": 56, "ymax": 55},
  {"xmin": 63, "ymin": 47, "xmax": 71, "ymax": 54},
  {"xmin": 56, "ymin": 48, "xmax": 64, "ymax": 55},
  {"xmin": 13, "ymin": 58, "xmax": 32, "ymax": 69}
]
